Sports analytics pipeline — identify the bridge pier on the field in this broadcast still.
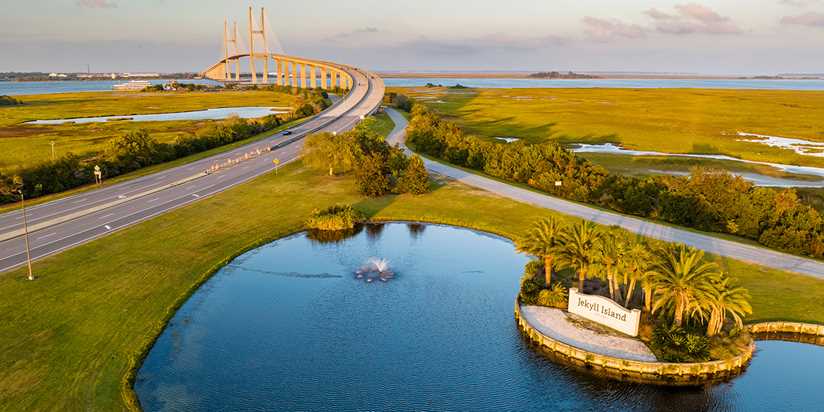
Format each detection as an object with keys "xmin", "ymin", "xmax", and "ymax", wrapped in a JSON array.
[
  {"xmin": 276, "ymin": 59, "xmax": 283, "ymax": 86},
  {"xmin": 300, "ymin": 64, "xmax": 306, "ymax": 89},
  {"xmin": 310, "ymin": 65, "xmax": 317, "ymax": 89},
  {"xmin": 320, "ymin": 67, "xmax": 328, "ymax": 90}
]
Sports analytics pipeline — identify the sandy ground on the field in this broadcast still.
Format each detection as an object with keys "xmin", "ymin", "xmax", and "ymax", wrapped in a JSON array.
[{"xmin": 520, "ymin": 305, "xmax": 657, "ymax": 362}]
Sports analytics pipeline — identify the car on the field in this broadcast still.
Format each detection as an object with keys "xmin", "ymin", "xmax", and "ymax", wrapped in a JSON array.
[{"xmin": 282, "ymin": 130, "xmax": 293, "ymax": 136}]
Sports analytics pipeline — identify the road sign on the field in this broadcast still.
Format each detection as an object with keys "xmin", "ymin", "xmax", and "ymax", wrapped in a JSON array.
[{"xmin": 94, "ymin": 165, "xmax": 103, "ymax": 184}]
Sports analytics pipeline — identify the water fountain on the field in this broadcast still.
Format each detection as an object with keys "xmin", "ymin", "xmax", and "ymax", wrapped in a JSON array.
[{"xmin": 355, "ymin": 257, "xmax": 395, "ymax": 283}]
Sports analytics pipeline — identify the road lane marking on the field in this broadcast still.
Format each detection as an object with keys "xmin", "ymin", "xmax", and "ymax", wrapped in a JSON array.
[
  {"xmin": 99, "ymin": 213, "xmax": 114, "ymax": 220},
  {"xmin": 147, "ymin": 198, "xmax": 159, "ymax": 203},
  {"xmin": 35, "ymin": 232, "xmax": 56, "ymax": 241},
  {"xmin": 104, "ymin": 225, "xmax": 111, "ymax": 230}
]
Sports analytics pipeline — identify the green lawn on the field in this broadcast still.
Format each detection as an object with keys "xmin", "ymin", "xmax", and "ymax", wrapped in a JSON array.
[
  {"xmin": 394, "ymin": 86, "xmax": 824, "ymax": 169},
  {"xmin": 0, "ymin": 159, "xmax": 823, "ymax": 410},
  {"xmin": 0, "ymin": 90, "xmax": 298, "ymax": 170}
]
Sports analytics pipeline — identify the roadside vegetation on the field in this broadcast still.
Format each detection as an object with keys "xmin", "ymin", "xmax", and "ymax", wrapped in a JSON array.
[
  {"xmin": 404, "ymin": 102, "xmax": 824, "ymax": 259},
  {"xmin": 0, "ymin": 88, "xmax": 300, "ymax": 171},
  {"xmin": 517, "ymin": 217, "xmax": 752, "ymax": 362},
  {"xmin": 302, "ymin": 118, "xmax": 430, "ymax": 197},
  {"xmin": 0, "ymin": 95, "xmax": 22, "ymax": 106},
  {"xmin": 0, "ymin": 89, "xmax": 330, "ymax": 205}
]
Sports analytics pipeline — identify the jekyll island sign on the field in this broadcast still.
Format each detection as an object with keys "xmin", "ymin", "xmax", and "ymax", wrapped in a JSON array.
[{"xmin": 568, "ymin": 288, "xmax": 641, "ymax": 337}]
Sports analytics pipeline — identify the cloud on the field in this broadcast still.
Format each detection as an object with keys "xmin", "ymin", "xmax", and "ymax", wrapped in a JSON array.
[
  {"xmin": 326, "ymin": 27, "xmax": 379, "ymax": 41},
  {"xmin": 781, "ymin": 12, "xmax": 824, "ymax": 27},
  {"xmin": 646, "ymin": 3, "xmax": 741, "ymax": 35},
  {"xmin": 389, "ymin": 34, "xmax": 568, "ymax": 57},
  {"xmin": 780, "ymin": 0, "xmax": 822, "ymax": 7},
  {"xmin": 77, "ymin": 0, "xmax": 117, "ymax": 8},
  {"xmin": 582, "ymin": 17, "xmax": 646, "ymax": 41}
]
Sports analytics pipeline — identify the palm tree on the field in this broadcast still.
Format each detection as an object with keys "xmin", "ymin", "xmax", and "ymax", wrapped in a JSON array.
[
  {"xmin": 623, "ymin": 242, "xmax": 652, "ymax": 308},
  {"xmin": 649, "ymin": 245, "xmax": 721, "ymax": 327},
  {"xmin": 599, "ymin": 230, "xmax": 626, "ymax": 302},
  {"xmin": 516, "ymin": 217, "xmax": 565, "ymax": 287},
  {"xmin": 558, "ymin": 221, "xmax": 602, "ymax": 291},
  {"xmin": 704, "ymin": 276, "xmax": 752, "ymax": 336}
]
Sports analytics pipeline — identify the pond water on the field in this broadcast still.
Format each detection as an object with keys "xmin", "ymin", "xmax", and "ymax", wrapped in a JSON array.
[
  {"xmin": 574, "ymin": 143, "xmax": 824, "ymax": 188},
  {"xmin": 383, "ymin": 78, "xmax": 824, "ymax": 90},
  {"xmin": 135, "ymin": 223, "xmax": 824, "ymax": 411},
  {"xmin": 25, "ymin": 107, "xmax": 287, "ymax": 125}
]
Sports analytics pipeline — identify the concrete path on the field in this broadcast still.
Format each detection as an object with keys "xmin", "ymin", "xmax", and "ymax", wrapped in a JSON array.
[
  {"xmin": 520, "ymin": 305, "xmax": 657, "ymax": 361},
  {"xmin": 384, "ymin": 108, "xmax": 824, "ymax": 279}
]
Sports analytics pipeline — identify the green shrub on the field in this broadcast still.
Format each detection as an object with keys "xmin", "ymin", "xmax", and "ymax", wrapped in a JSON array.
[
  {"xmin": 651, "ymin": 324, "xmax": 710, "ymax": 362},
  {"xmin": 0, "ymin": 95, "xmax": 22, "ymax": 106},
  {"xmin": 396, "ymin": 155, "xmax": 430, "ymax": 194},
  {"xmin": 305, "ymin": 204, "xmax": 365, "ymax": 231},
  {"xmin": 536, "ymin": 283, "xmax": 568, "ymax": 308}
]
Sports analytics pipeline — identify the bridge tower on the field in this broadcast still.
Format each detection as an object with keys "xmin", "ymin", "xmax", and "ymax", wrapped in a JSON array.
[
  {"xmin": 222, "ymin": 19, "xmax": 241, "ymax": 81},
  {"xmin": 247, "ymin": 6, "xmax": 271, "ymax": 84}
]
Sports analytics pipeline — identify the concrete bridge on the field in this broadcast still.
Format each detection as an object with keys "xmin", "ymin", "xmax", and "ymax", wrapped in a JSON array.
[{"xmin": 201, "ymin": 7, "xmax": 353, "ymax": 91}]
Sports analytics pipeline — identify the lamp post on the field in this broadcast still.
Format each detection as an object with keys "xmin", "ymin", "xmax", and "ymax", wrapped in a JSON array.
[
  {"xmin": 50, "ymin": 140, "xmax": 56, "ymax": 161},
  {"xmin": 19, "ymin": 191, "xmax": 34, "ymax": 281}
]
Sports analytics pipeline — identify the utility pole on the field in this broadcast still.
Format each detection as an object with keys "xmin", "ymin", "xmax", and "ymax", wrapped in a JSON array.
[{"xmin": 20, "ymin": 191, "xmax": 34, "ymax": 281}]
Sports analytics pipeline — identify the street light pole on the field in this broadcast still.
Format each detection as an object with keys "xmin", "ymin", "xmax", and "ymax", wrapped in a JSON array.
[
  {"xmin": 20, "ymin": 191, "xmax": 34, "ymax": 281},
  {"xmin": 50, "ymin": 140, "xmax": 55, "ymax": 161}
]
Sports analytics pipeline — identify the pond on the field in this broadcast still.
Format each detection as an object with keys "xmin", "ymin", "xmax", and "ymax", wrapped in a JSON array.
[
  {"xmin": 24, "ymin": 107, "xmax": 287, "ymax": 125},
  {"xmin": 135, "ymin": 223, "xmax": 824, "ymax": 411}
]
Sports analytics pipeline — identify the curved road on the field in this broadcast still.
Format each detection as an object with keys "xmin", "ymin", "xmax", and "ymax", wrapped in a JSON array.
[
  {"xmin": 385, "ymin": 108, "xmax": 824, "ymax": 279},
  {"xmin": 0, "ymin": 67, "xmax": 385, "ymax": 273}
]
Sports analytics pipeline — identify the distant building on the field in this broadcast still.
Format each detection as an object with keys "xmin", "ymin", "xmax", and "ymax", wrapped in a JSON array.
[
  {"xmin": 112, "ymin": 80, "xmax": 151, "ymax": 91},
  {"xmin": 123, "ymin": 73, "xmax": 161, "ymax": 78},
  {"xmin": 48, "ymin": 73, "xmax": 68, "ymax": 78}
]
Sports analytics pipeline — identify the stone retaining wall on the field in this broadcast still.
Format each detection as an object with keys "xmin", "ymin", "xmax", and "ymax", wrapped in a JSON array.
[
  {"xmin": 515, "ymin": 301, "xmax": 755, "ymax": 386},
  {"xmin": 748, "ymin": 321, "xmax": 824, "ymax": 336}
]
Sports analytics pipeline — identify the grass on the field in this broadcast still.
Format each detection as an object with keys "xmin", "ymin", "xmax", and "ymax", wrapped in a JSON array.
[
  {"xmin": 394, "ymin": 86, "xmax": 824, "ymax": 169},
  {"xmin": 366, "ymin": 112, "xmax": 395, "ymax": 138},
  {"xmin": 0, "ymin": 160, "xmax": 823, "ymax": 410},
  {"xmin": 0, "ymin": 90, "xmax": 298, "ymax": 170}
]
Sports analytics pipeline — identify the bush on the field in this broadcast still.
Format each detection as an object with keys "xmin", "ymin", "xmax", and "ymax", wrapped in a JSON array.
[
  {"xmin": 396, "ymin": 155, "xmax": 430, "ymax": 194},
  {"xmin": 537, "ymin": 283, "xmax": 568, "ymax": 308},
  {"xmin": 305, "ymin": 204, "xmax": 365, "ymax": 231},
  {"xmin": 356, "ymin": 154, "xmax": 391, "ymax": 197},
  {"xmin": 651, "ymin": 324, "xmax": 710, "ymax": 362},
  {"xmin": 0, "ymin": 95, "xmax": 22, "ymax": 106}
]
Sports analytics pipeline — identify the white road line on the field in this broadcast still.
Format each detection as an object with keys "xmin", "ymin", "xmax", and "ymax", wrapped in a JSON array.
[
  {"xmin": 99, "ymin": 213, "xmax": 114, "ymax": 220},
  {"xmin": 36, "ymin": 232, "xmax": 56, "ymax": 241},
  {"xmin": 147, "ymin": 198, "xmax": 159, "ymax": 203}
]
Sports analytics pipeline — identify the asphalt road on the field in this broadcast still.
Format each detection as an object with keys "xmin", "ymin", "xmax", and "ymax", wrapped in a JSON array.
[
  {"xmin": 385, "ymin": 108, "xmax": 824, "ymax": 279},
  {"xmin": 0, "ymin": 67, "xmax": 385, "ymax": 273}
]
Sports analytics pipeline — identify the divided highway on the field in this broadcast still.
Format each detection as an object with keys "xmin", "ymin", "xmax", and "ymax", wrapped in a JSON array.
[
  {"xmin": 384, "ymin": 108, "xmax": 824, "ymax": 279},
  {"xmin": 0, "ymin": 67, "xmax": 385, "ymax": 273}
]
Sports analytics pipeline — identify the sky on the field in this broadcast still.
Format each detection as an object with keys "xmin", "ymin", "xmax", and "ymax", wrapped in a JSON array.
[{"xmin": 1, "ymin": 0, "xmax": 823, "ymax": 75}]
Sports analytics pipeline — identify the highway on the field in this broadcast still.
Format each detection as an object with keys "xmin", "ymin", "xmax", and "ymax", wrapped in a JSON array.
[
  {"xmin": 0, "ymin": 67, "xmax": 385, "ymax": 273},
  {"xmin": 384, "ymin": 108, "xmax": 824, "ymax": 279}
]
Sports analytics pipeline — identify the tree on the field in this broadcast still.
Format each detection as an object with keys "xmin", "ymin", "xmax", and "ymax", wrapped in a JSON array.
[
  {"xmin": 355, "ymin": 153, "xmax": 391, "ymax": 196},
  {"xmin": 516, "ymin": 217, "xmax": 565, "ymax": 287},
  {"xmin": 703, "ymin": 276, "xmax": 752, "ymax": 336},
  {"xmin": 599, "ymin": 230, "xmax": 626, "ymax": 302},
  {"xmin": 302, "ymin": 132, "xmax": 361, "ymax": 176},
  {"xmin": 109, "ymin": 129, "xmax": 159, "ymax": 168},
  {"xmin": 557, "ymin": 221, "xmax": 602, "ymax": 291},
  {"xmin": 649, "ymin": 245, "xmax": 721, "ymax": 327},
  {"xmin": 396, "ymin": 155, "xmax": 430, "ymax": 195},
  {"xmin": 623, "ymin": 242, "xmax": 653, "ymax": 308}
]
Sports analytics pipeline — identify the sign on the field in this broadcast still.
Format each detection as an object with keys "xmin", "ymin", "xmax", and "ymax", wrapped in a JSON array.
[{"xmin": 567, "ymin": 288, "xmax": 641, "ymax": 336}]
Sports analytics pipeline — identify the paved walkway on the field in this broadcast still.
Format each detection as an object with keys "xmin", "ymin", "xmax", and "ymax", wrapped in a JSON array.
[
  {"xmin": 384, "ymin": 108, "xmax": 824, "ymax": 279},
  {"xmin": 520, "ymin": 305, "xmax": 657, "ymax": 361}
]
